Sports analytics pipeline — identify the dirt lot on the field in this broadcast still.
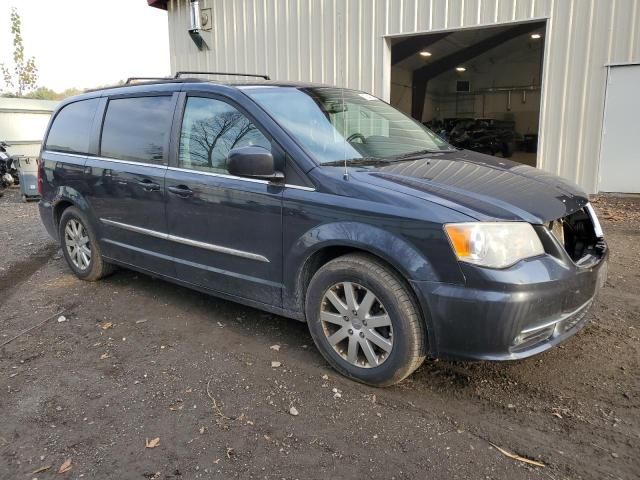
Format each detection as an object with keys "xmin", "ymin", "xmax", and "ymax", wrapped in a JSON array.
[{"xmin": 0, "ymin": 186, "xmax": 638, "ymax": 479}]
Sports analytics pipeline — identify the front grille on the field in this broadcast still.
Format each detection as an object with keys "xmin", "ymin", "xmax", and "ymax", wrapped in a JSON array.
[
  {"xmin": 511, "ymin": 299, "xmax": 593, "ymax": 352},
  {"xmin": 547, "ymin": 207, "xmax": 603, "ymax": 263},
  {"xmin": 512, "ymin": 325, "xmax": 555, "ymax": 351},
  {"xmin": 560, "ymin": 299, "xmax": 593, "ymax": 332}
]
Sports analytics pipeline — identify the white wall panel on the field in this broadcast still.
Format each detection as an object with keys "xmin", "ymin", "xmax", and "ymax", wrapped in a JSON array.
[
  {"xmin": 166, "ymin": 0, "xmax": 640, "ymax": 193},
  {"xmin": 599, "ymin": 65, "xmax": 640, "ymax": 192}
]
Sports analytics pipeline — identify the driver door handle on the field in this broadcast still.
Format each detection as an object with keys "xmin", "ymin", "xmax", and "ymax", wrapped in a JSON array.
[{"xmin": 168, "ymin": 185, "xmax": 193, "ymax": 198}]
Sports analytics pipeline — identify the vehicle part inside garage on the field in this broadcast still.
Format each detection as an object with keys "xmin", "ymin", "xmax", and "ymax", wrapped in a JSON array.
[{"xmin": 390, "ymin": 21, "xmax": 546, "ymax": 167}]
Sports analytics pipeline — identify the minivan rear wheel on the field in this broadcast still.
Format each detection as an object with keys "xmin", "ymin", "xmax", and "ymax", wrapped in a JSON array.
[
  {"xmin": 305, "ymin": 253, "xmax": 426, "ymax": 386},
  {"xmin": 59, "ymin": 206, "xmax": 114, "ymax": 281}
]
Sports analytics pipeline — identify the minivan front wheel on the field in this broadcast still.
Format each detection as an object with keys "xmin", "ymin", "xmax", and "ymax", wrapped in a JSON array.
[
  {"xmin": 59, "ymin": 206, "xmax": 113, "ymax": 281},
  {"xmin": 305, "ymin": 253, "xmax": 426, "ymax": 386}
]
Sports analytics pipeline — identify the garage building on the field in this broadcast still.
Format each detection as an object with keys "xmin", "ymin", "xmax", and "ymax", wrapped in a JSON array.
[{"xmin": 148, "ymin": 0, "xmax": 640, "ymax": 194}]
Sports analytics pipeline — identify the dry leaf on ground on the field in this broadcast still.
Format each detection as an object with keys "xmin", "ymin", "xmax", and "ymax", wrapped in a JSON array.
[
  {"xmin": 58, "ymin": 458, "xmax": 72, "ymax": 474},
  {"xmin": 145, "ymin": 437, "xmax": 160, "ymax": 448},
  {"xmin": 100, "ymin": 322, "xmax": 113, "ymax": 330},
  {"xmin": 100, "ymin": 353, "xmax": 110, "ymax": 360}
]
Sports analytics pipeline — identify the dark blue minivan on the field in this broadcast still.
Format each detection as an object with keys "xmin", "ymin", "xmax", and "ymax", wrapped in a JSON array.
[{"xmin": 38, "ymin": 76, "xmax": 608, "ymax": 386}]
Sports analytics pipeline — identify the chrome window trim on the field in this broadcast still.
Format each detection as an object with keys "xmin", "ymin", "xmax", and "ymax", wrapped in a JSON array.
[
  {"xmin": 167, "ymin": 166, "xmax": 269, "ymax": 185},
  {"xmin": 285, "ymin": 183, "xmax": 316, "ymax": 192},
  {"xmin": 43, "ymin": 150, "xmax": 168, "ymax": 170},
  {"xmin": 43, "ymin": 151, "xmax": 315, "ymax": 190},
  {"xmin": 100, "ymin": 218, "xmax": 270, "ymax": 263},
  {"xmin": 168, "ymin": 166, "xmax": 316, "ymax": 191},
  {"xmin": 43, "ymin": 150, "xmax": 86, "ymax": 159}
]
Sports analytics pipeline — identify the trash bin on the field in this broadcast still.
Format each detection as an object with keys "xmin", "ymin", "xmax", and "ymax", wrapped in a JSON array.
[{"xmin": 14, "ymin": 156, "xmax": 40, "ymax": 202}]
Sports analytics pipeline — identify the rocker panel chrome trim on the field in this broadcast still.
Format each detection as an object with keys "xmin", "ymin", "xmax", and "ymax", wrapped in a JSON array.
[{"xmin": 100, "ymin": 218, "xmax": 270, "ymax": 263}]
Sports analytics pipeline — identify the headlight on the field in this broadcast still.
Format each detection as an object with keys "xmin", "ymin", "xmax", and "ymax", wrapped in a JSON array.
[{"xmin": 444, "ymin": 222, "xmax": 544, "ymax": 269}]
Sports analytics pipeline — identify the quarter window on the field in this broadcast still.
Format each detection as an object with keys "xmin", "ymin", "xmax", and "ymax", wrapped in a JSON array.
[
  {"xmin": 100, "ymin": 96, "xmax": 174, "ymax": 164},
  {"xmin": 179, "ymin": 97, "xmax": 270, "ymax": 173},
  {"xmin": 45, "ymin": 99, "xmax": 99, "ymax": 155}
]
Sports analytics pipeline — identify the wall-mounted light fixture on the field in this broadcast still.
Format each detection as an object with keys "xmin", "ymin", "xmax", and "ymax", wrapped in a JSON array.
[
  {"xmin": 188, "ymin": 0, "xmax": 209, "ymax": 51},
  {"xmin": 419, "ymin": 51, "xmax": 432, "ymax": 57},
  {"xmin": 455, "ymin": 66, "xmax": 466, "ymax": 72},
  {"xmin": 530, "ymin": 33, "xmax": 541, "ymax": 39}
]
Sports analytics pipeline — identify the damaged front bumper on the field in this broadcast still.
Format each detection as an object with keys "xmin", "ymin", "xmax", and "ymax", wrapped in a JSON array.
[{"xmin": 411, "ymin": 247, "xmax": 608, "ymax": 361}]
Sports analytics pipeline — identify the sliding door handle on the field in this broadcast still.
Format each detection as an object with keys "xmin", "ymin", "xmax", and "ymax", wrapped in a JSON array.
[
  {"xmin": 137, "ymin": 179, "xmax": 161, "ymax": 191},
  {"xmin": 168, "ymin": 185, "xmax": 193, "ymax": 197}
]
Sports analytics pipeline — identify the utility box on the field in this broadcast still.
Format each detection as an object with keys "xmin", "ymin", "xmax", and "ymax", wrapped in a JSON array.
[{"xmin": 14, "ymin": 156, "xmax": 40, "ymax": 201}]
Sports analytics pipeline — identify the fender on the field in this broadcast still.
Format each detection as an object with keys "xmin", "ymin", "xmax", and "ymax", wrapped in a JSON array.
[
  {"xmin": 49, "ymin": 186, "xmax": 98, "ymax": 239},
  {"xmin": 39, "ymin": 152, "xmax": 99, "ymax": 241},
  {"xmin": 283, "ymin": 220, "xmax": 441, "ymax": 322}
]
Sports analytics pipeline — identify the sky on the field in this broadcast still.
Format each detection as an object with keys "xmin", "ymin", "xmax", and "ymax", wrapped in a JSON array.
[{"xmin": 0, "ymin": 0, "xmax": 170, "ymax": 92}]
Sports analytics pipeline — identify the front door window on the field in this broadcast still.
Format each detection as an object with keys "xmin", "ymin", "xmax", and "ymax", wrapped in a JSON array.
[{"xmin": 179, "ymin": 97, "xmax": 270, "ymax": 174}]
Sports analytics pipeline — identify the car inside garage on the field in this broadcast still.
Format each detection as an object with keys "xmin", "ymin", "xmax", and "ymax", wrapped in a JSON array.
[{"xmin": 390, "ymin": 21, "xmax": 546, "ymax": 167}]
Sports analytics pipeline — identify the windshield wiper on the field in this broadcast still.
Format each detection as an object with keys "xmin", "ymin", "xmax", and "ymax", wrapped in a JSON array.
[
  {"xmin": 391, "ymin": 148, "xmax": 456, "ymax": 160},
  {"xmin": 321, "ymin": 157, "xmax": 387, "ymax": 167}
]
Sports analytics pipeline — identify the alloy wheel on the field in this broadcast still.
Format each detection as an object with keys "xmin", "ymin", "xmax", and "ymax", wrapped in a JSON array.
[
  {"xmin": 64, "ymin": 218, "xmax": 91, "ymax": 270},
  {"xmin": 320, "ymin": 282, "xmax": 393, "ymax": 368}
]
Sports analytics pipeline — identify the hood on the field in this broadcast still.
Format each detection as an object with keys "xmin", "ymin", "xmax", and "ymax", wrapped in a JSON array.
[{"xmin": 352, "ymin": 150, "xmax": 589, "ymax": 224}]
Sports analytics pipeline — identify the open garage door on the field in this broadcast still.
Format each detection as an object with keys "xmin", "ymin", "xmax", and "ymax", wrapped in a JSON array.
[
  {"xmin": 390, "ymin": 21, "xmax": 546, "ymax": 167},
  {"xmin": 599, "ymin": 64, "xmax": 640, "ymax": 193}
]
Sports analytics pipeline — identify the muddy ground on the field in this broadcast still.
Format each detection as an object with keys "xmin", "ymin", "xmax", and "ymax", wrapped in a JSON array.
[{"xmin": 0, "ymin": 186, "xmax": 638, "ymax": 479}]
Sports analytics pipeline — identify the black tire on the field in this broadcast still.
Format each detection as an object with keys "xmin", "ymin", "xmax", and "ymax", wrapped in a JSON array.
[
  {"xmin": 58, "ymin": 206, "xmax": 114, "ymax": 281},
  {"xmin": 305, "ymin": 253, "xmax": 426, "ymax": 387}
]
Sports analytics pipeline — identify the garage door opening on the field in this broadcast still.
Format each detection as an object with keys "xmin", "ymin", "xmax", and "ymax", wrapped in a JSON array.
[{"xmin": 390, "ymin": 21, "xmax": 546, "ymax": 167}]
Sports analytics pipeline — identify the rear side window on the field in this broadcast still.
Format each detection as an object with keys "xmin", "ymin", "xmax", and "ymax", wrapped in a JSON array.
[
  {"xmin": 45, "ymin": 98, "xmax": 99, "ymax": 154},
  {"xmin": 100, "ymin": 96, "xmax": 174, "ymax": 164}
]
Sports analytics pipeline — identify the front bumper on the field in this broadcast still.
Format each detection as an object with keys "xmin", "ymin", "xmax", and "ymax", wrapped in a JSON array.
[{"xmin": 411, "ymin": 249, "xmax": 608, "ymax": 360}]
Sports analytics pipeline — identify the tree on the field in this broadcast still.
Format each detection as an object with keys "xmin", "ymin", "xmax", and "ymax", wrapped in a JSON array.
[
  {"xmin": 22, "ymin": 86, "xmax": 83, "ymax": 100},
  {"xmin": 0, "ymin": 7, "xmax": 38, "ymax": 96},
  {"xmin": 22, "ymin": 86, "xmax": 57, "ymax": 100}
]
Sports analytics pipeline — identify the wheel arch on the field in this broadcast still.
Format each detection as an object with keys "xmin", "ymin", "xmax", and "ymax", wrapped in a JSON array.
[
  {"xmin": 53, "ymin": 199, "xmax": 75, "ymax": 229},
  {"xmin": 284, "ymin": 222, "xmax": 438, "ymax": 352},
  {"xmin": 51, "ymin": 188, "xmax": 96, "ymax": 239}
]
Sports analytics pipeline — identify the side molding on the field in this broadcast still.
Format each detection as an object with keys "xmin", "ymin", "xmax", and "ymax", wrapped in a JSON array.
[{"xmin": 100, "ymin": 218, "xmax": 270, "ymax": 263}]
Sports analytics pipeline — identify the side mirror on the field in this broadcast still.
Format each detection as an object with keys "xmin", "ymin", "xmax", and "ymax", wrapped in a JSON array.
[{"xmin": 227, "ymin": 146, "xmax": 284, "ymax": 181}]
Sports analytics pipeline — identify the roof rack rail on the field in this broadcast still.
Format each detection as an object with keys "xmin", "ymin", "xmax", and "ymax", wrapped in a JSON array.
[
  {"xmin": 125, "ymin": 76, "xmax": 172, "ymax": 85},
  {"xmin": 174, "ymin": 71, "xmax": 270, "ymax": 80}
]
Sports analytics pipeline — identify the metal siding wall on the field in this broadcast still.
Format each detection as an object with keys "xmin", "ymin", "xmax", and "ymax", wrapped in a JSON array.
[{"xmin": 166, "ymin": 0, "xmax": 640, "ymax": 193}]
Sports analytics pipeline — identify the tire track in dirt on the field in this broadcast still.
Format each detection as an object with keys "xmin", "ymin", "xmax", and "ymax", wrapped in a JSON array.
[{"xmin": 0, "ymin": 243, "xmax": 58, "ymax": 295}]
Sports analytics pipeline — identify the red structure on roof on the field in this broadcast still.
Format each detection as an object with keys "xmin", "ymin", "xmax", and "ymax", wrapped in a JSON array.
[{"xmin": 147, "ymin": 0, "xmax": 168, "ymax": 10}]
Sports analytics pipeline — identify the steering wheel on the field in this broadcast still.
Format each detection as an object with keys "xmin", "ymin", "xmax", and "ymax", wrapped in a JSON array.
[{"xmin": 346, "ymin": 133, "xmax": 367, "ymax": 144}]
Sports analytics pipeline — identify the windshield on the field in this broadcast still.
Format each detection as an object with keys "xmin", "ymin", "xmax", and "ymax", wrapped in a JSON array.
[{"xmin": 244, "ymin": 86, "xmax": 452, "ymax": 165}]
